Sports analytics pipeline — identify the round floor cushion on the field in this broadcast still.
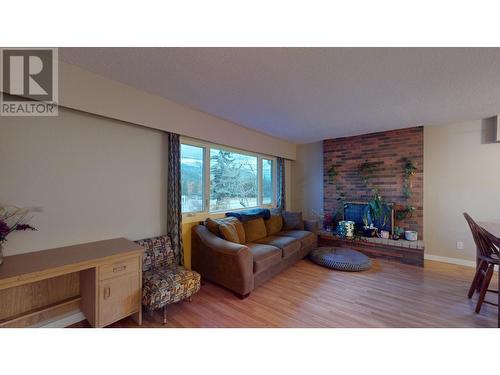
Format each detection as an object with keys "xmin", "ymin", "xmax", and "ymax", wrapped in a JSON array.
[{"xmin": 310, "ymin": 247, "xmax": 372, "ymax": 271}]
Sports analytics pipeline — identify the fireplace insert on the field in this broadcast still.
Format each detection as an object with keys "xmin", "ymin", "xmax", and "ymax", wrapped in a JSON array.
[{"xmin": 343, "ymin": 201, "xmax": 394, "ymax": 234}]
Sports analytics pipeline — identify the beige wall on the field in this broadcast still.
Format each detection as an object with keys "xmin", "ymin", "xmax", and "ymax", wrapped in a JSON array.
[
  {"xmin": 0, "ymin": 107, "xmax": 167, "ymax": 256},
  {"xmin": 58, "ymin": 62, "xmax": 296, "ymax": 160},
  {"xmin": 1, "ymin": 63, "xmax": 298, "ymax": 265},
  {"xmin": 291, "ymin": 142, "xmax": 323, "ymax": 219},
  {"xmin": 424, "ymin": 119, "xmax": 500, "ymax": 263}
]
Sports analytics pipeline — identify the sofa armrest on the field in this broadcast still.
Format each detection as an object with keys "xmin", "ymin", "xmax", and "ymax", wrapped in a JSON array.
[
  {"xmin": 191, "ymin": 225, "xmax": 254, "ymax": 295},
  {"xmin": 304, "ymin": 219, "xmax": 319, "ymax": 234}
]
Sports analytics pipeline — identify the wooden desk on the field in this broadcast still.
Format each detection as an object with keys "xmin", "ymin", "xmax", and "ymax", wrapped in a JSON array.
[
  {"xmin": 0, "ymin": 238, "xmax": 144, "ymax": 328},
  {"xmin": 478, "ymin": 221, "xmax": 500, "ymax": 328}
]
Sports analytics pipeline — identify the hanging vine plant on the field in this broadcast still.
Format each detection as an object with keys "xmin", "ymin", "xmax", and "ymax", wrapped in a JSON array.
[
  {"xmin": 402, "ymin": 158, "xmax": 417, "ymax": 199},
  {"xmin": 327, "ymin": 165, "xmax": 348, "ymax": 223},
  {"xmin": 396, "ymin": 158, "xmax": 417, "ymax": 220},
  {"xmin": 357, "ymin": 160, "xmax": 379, "ymax": 193}
]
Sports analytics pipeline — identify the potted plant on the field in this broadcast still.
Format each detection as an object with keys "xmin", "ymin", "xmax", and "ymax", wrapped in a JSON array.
[
  {"xmin": 392, "ymin": 226, "xmax": 404, "ymax": 240},
  {"xmin": 0, "ymin": 204, "xmax": 40, "ymax": 265},
  {"xmin": 362, "ymin": 213, "xmax": 378, "ymax": 237},
  {"xmin": 367, "ymin": 194, "xmax": 391, "ymax": 227}
]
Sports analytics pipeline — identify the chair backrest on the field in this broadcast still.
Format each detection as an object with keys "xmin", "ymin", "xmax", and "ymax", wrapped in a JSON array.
[
  {"xmin": 463, "ymin": 213, "xmax": 499, "ymax": 258},
  {"xmin": 135, "ymin": 235, "xmax": 177, "ymax": 272}
]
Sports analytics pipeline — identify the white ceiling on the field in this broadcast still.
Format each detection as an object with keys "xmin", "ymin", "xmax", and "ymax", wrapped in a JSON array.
[{"xmin": 59, "ymin": 48, "xmax": 500, "ymax": 144}]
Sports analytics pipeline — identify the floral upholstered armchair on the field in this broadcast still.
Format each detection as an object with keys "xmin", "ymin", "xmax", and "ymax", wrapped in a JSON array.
[{"xmin": 135, "ymin": 235, "xmax": 201, "ymax": 324}]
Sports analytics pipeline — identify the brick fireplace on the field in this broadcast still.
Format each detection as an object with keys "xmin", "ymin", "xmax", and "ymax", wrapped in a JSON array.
[{"xmin": 322, "ymin": 126, "xmax": 424, "ymax": 266}]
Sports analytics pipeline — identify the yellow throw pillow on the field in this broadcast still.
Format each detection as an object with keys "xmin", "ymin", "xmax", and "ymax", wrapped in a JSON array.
[
  {"xmin": 265, "ymin": 214, "xmax": 283, "ymax": 235},
  {"xmin": 219, "ymin": 223, "xmax": 241, "ymax": 244},
  {"xmin": 205, "ymin": 218, "xmax": 220, "ymax": 236},
  {"xmin": 243, "ymin": 218, "xmax": 267, "ymax": 242},
  {"xmin": 216, "ymin": 217, "xmax": 246, "ymax": 244}
]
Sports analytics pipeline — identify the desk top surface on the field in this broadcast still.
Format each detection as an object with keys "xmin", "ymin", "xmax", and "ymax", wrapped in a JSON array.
[{"xmin": 0, "ymin": 238, "xmax": 144, "ymax": 285}]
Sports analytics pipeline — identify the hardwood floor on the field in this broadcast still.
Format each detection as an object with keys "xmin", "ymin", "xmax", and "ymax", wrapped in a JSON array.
[{"xmin": 72, "ymin": 258, "xmax": 498, "ymax": 328}]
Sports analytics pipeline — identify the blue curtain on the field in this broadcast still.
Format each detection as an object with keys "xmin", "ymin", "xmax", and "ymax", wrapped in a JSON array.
[
  {"xmin": 276, "ymin": 157, "xmax": 286, "ymax": 211},
  {"xmin": 167, "ymin": 132, "xmax": 184, "ymax": 265}
]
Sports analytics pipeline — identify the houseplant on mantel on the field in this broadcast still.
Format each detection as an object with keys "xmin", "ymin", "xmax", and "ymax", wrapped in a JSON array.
[{"xmin": 0, "ymin": 204, "xmax": 40, "ymax": 265}]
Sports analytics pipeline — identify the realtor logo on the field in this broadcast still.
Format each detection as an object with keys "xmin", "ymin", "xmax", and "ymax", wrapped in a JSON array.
[{"xmin": 1, "ymin": 48, "xmax": 58, "ymax": 116}]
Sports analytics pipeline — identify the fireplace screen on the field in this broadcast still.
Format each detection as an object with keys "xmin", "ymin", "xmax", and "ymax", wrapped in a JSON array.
[{"xmin": 343, "ymin": 202, "xmax": 394, "ymax": 233}]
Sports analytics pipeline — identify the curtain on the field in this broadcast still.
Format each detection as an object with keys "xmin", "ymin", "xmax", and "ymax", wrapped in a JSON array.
[
  {"xmin": 167, "ymin": 132, "xmax": 184, "ymax": 265},
  {"xmin": 276, "ymin": 157, "xmax": 286, "ymax": 212}
]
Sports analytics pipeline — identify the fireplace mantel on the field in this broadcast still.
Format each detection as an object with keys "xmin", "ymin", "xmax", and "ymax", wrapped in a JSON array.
[{"xmin": 318, "ymin": 230, "xmax": 424, "ymax": 267}]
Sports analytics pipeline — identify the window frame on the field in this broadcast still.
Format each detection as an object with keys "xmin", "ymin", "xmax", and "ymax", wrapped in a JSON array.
[{"xmin": 180, "ymin": 137, "xmax": 277, "ymax": 219}]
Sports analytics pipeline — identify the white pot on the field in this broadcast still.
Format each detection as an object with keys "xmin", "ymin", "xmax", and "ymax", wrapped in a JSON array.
[
  {"xmin": 380, "ymin": 230, "xmax": 389, "ymax": 239},
  {"xmin": 404, "ymin": 230, "xmax": 418, "ymax": 241}
]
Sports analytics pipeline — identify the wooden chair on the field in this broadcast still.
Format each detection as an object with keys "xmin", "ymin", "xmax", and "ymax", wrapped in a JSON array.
[{"xmin": 463, "ymin": 213, "xmax": 499, "ymax": 313}]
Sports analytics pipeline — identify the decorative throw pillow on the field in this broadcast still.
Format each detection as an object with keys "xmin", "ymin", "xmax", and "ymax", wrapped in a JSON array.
[
  {"xmin": 243, "ymin": 218, "xmax": 267, "ymax": 242},
  {"xmin": 265, "ymin": 214, "xmax": 283, "ymax": 235},
  {"xmin": 225, "ymin": 217, "xmax": 246, "ymax": 244},
  {"xmin": 205, "ymin": 217, "xmax": 245, "ymax": 243},
  {"xmin": 205, "ymin": 218, "xmax": 220, "ymax": 236},
  {"xmin": 282, "ymin": 211, "xmax": 304, "ymax": 230},
  {"xmin": 219, "ymin": 223, "xmax": 241, "ymax": 244},
  {"xmin": 217, "ymin": 217, "xmax": 246, "ymax": 244}
]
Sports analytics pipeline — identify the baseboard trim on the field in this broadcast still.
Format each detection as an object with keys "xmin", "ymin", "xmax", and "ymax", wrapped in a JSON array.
[
  {"xmin": 424, "ymin": 254, "xmax": 476, "ymax": 268},
  {"xmin": 424, "ymin": 254, "xmax": 499, "ymax": 271},
  {"xmin": 34, "ymin": 310, "xmax": 86, "ymax": 328}
]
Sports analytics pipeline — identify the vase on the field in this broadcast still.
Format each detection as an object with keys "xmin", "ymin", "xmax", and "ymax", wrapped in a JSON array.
[{"xmin": 0, "ymin": 243, "xmax": 3, "ymax": 265}]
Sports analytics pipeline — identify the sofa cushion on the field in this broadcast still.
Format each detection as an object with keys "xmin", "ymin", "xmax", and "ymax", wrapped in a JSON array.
[
  {"xmin": 204, "ymin": 218, "xmax": 220, "ymax": 236},
  {"xmin": 282, "ymin": 211, "xmax": 305, "ymax": 230},
  {"xmin": 243, "ymin": 218, "xmax": 267, "ymax": 242},
  {"xmin": 219, "ymin": 217, "xmax": 245, "ymax": 244},
  {"xmin": 246, "ymin": 243, "xmax": 282, "ymax": 273},
  {"xmin": 205, "ymin": 217, "xmax": 245, "ymax": 243},
  {"xmin": 255, "ymin": 235, "xmax": 300, "ymax": 258},
  {"xmin": 265, "ymin": 214, "xmax": 283, "ymax": 236},
  {"xmin": 219, "ymin": 222, "xmax": 241, "ymax": 243},
  {"xmin": 278, "ymin": 230, "xmax": 316, "ymax": 248}
]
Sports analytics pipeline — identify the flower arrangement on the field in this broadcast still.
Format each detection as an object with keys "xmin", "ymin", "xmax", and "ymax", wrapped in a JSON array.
[{"xmin": 0, "ymin": 204, "xmax": 41, "ymax": 264}]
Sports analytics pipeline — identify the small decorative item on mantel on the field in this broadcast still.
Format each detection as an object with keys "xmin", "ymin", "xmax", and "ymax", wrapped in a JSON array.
[
  {"xmin": 362, "ymin": 212, "xmax": 378, "ymax": 237},
  {"xmin": 404, "ymin": 230, "xmax": 418, "ymax": 241},
  {"xmin": 379, "ymin": 230, "xmax": 390, "ymax": 239},
  {"xmin": 336, "ymin": 220, "xmax": 355, "ymax": 238},
  {"xmin": 0, "ymin": 204, "xmax": 41, "ymax": 265}
]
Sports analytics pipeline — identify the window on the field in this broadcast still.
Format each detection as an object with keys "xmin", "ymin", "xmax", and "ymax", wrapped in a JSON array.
[
  {"xmin": 210, "ymin": 148, "xmax": 258, "ymax": 211},
  {"xmin": 181, "ymin": 144, "xmax": 205, "ymax": 213},
  {"xmin": 181, "ymin": 139, "xmax": 276, "ymax": 214},
  {"xmin": 262, "ymin": 159, "xmax": 273, "ymax": 205}
]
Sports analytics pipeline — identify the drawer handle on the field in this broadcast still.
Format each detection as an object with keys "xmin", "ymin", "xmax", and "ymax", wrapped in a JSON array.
[
  {"xmin": 104, "ymin": 287, "xmax": 111, "ymax": 300},
  {"xmin": 113, "ymin": 265, "xmax": 127, "ymax": 273}
]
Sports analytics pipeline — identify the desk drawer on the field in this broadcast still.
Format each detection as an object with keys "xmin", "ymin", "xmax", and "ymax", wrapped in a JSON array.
[{"xmin": 99, "ymin": 256, "xmax": 138, "ymax": 281}]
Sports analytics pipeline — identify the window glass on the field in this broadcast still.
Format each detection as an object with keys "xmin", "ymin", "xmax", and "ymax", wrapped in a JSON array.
[
  {"xmin": 210, "ymin": 148, "xmax": 258, "ymax": 211},
  {"xmin": 181, "ymin": 144, "xmax": 204, "ymax": 213}
]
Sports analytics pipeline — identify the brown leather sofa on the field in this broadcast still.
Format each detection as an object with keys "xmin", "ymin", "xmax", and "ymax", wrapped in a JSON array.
[{"xmin": 191, "ymin": 211, "xmax": 318, "ymax": 298}]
